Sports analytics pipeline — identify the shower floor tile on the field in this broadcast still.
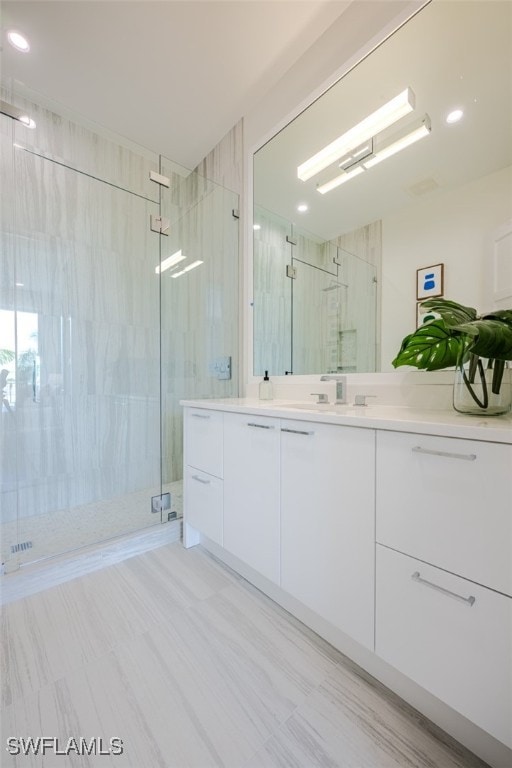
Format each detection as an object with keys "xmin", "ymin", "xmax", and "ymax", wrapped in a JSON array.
[{"xmin": 1, "ymin": 480, "xmax": 182, "ymax": 571}]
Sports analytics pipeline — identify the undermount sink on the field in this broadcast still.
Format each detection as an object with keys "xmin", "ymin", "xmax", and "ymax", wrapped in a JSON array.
[{"xmin": 280, "ymin": 402, "xmax": 357, "ymax": 414}]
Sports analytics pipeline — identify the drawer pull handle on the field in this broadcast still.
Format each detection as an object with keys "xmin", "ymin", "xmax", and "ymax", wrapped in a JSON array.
[
  {"xmin": 191, "ymin": 413, "xmax": 211, "ymax": 419},
  {"xmin": 411, "ymin": 571, "xmax": 476, "ymax": 607},
  {"xmin": 192, "ymin": 474, "xmax": 211, "ymax": 485},
  {"xmin": 247, "ymin": 422, "xmax": 274, "ymax": 429},
  {"xmin": 281, "ymin": 428, "xmax": 315, "ymax": 436},
  {"xmin": 412, "ymin": 446, "xmax": 477, "ymax": 461}
]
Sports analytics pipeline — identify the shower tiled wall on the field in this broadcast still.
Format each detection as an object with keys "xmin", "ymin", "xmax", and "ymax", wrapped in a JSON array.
[
  {"xmin": 160, "ymin": 157, "xmax": 240, "ymax": 483},
  {"xmin": 1, "ymin": 93, "xmax": 241, "ymax": 569},
  {"xmin": 253, "ymin": 208, "xmax": 378, "ymax": 376},
  {"xmin": 0, "ymin": 95, "xmax": 162, "ymax": 569}
]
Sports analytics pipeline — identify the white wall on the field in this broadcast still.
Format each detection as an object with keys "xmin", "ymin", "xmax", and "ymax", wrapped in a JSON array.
[{"xmin": 381, "ymin": 165, "xmax": 512, "ymax": 371}]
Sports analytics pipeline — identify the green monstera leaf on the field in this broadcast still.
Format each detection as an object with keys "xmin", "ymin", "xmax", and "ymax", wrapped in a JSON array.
[
  {"xmin": 394, "ymin": 298, "xmax": 512, "ymax": 372},
  {"xmin": 482, "ymin": 309, "xmax": 512, "ymax": 328},
  {"xmin": 420, "ymin": 298, "xmax": 477, "ymax": 327},
  {"xmin": 453, "ymin": 318, "xmax": 512, "ymax": 361},
  {"xmin": 392, "ymin": 319, "xmax": 463, "ymax": 370}
]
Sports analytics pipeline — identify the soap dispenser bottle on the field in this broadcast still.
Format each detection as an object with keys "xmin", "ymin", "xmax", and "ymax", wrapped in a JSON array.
[{"xmin": 259, "ymin": 370, "xmax": 273, "ymax": 400}]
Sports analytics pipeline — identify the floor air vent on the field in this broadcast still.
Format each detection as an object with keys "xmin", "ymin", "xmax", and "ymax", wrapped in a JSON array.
[{"xmin": 11, "ymin": 541, "xmax": 33, "ymax": 554}]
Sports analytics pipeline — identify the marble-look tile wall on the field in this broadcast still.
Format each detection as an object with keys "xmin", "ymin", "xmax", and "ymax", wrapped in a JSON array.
[
  {"xmin": 253, "ymin": 208, "xmax": 379, "ymax": 375},
  {"xmin": 160, "ymin": 162, "xmax": 240, "ymax": 482},
  {"xmin": 253, "ymin": 207, "xmax": 293, "ymax": 376},
  {"xmin": 333, "ymin": 220, "xmax": 382, "ymax": 369},
  {"xmin": 1, "ymin": 94, "xmax": 164, "ymax": 570},
  {"xmin": 1, "ymin": 91, "xmax": 242, "ymax": 567},
  {"xmin": 194, "ymin": 121, "xmax": 243, "ymax": 195},
  {"xmin": 1, "ymin": 84, "xmax": 160, "ymax": 203}
]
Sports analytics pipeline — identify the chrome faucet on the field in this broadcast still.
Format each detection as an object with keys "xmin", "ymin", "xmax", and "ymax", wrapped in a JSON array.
[
  {"xmin": 320, "ymin": 375, "xmax": 347, "ymax": 405},
  {"xmin": 353, "ymin": 394, "xmax": 377, "ymax": 406},
  {"xmin": 310, "ymin": 392, "xmax": 329, "ymax": 404}
]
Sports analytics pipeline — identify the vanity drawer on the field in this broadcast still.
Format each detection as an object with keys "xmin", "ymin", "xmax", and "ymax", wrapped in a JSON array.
[
  {"xmin": 376, "ymin": 431, "xmax": 512, "ymax": 595},
  {"xmin": 376, "ymin": 544, "xmax": 512, "ymax": 747},
  {"xmin": 184, "ymin": 408, "xmax": 223, "ymax": 478},
  {"xmin": 184, "ymin": 466, "xmax": 223, "ymax": 545}
]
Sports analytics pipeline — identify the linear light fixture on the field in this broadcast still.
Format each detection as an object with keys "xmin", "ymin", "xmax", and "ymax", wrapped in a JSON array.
[
  {"xmin": 317, "ymin": 115, "xmax": 431, "ymax": 195},
  {"xmin": 171, "ymin": 260, "xmax": 203, "ymax": 279},
  {"xmin": 155, "ymin": 249, "xmax": 185, "ymax": 274},
  {"xmin": 363, "ymin": 115, "xmax": 431, "ymax": 169},
  {"xmin": 317, "ymin": 166, "xmax": 365, "ymax": 195},
  {"xmin": 297, "ymin": 87, "xmax": 415, "ymax": 181}
]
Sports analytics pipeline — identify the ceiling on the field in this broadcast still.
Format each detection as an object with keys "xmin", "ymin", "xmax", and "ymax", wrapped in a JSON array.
[{"xmin": 0, "ymin": 0, "xmax": 350, "ymax": 169}]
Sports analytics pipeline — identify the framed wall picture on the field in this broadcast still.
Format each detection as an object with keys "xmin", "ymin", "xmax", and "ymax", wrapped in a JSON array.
[{"xmin": 416, "ymin": 263, "xmax": 444, "ymax": 300}]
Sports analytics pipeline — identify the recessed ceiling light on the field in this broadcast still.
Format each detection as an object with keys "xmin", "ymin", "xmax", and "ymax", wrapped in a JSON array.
[
  {"xmin": 253, "ymin": 224, "xmax": 261, "ymax": 231},
  {"xmin": 7, "ymin": 30, "xmax": 30, "ymax": 53},
  {"xmin": 297, "ymin": 203, "xmax": 308, "ymax": 213},
  {"xmin": 19, "ymin": 115, "xmax": 36, "ymax": 130},
  {"xmin": 446, "ymin": 109, "xmax": 463, "ymax": 124}
]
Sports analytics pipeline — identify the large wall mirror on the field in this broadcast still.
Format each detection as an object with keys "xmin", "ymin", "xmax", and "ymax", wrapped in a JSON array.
[{"xmin": 253, "ymin": 0, "xmax": 512, "ymax": 376}]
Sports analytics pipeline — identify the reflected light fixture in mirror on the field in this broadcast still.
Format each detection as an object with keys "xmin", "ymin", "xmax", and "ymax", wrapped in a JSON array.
[
  {"xmin": 317, "ymin": 113, "xmax": 431, "ymax": 194},
  {"xmin": 253, "ymin": 0, "xmax": 512, "ymax": 378},
  {"xmin": 297, "ymin": 87, "xmax": 415, "ymax": 181},
  {"xmin": 317, "ymin": 165, "xmax": 364, "ymax": 194},
  {"xmin": 170, "ymin": 260, "xmax": 203, "ymax": 278},
  {"xmin": 363, "ymin": 114, "xmax": 431, "ymax": 169},
  {"xmin": 155, "ymin": 249, "xmax": 185, "ymax": 274}
]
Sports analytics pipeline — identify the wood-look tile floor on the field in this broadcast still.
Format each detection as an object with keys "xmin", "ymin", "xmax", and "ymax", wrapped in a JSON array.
[{"xmin": 1, "ymin": 542, "xmax": 490, "ymax": 768}]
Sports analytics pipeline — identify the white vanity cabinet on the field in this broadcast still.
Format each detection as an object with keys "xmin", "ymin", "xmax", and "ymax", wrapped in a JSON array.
[
  {"xmin": 183, "ymin": 408, "xmax": 224, "ymax": 545},
  {"xmin": 223, "ymin": 412, "xmax": 280, "ymax": 583},
  {"xmin": 376, "ymin": 545, "xmax": 512, "ymax": 747},
  {"xmin": 280, "ymin": 419, "xmax": 375, "ymax": 650},
  {"xmin": 376, "ymin": 431, "xmax": 512, "ymax": 595},
  {"xmin": 375, "ymin": 430, "xmax": 512, "ymax": 747},
  {"xmin": 182, "ymin": 401, "xmax": 512, "ymax": 758}
]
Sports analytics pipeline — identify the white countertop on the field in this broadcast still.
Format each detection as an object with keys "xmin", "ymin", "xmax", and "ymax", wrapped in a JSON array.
[{"xmin": 181, "ymin": 397, "xmax": 512, "ymax": 444}]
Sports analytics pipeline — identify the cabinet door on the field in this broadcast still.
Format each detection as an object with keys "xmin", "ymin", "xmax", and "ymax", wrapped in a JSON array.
[
  {"xmin": 376, "ymin": 431, "xmax": 512, "ymax": 595},
  {"xmin": 184, "ymin": 467, "xmax": 223, "ymax": 545},
  {"xmin": 376, "ymin": 544, "xmax": 512, "ymax": 747},
  {"xmin": 223, "ymin": 412, "xmax": 280, "ymax": 583},
  {"xmin": 184, "ymin": 408, "xmax": 223, "ymax": 478},
  {"xmin": 281, "ymin": 420, "xmax": 375, "ymax": 650}
]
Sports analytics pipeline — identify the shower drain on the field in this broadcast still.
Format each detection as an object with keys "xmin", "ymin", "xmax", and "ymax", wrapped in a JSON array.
[{"xmin": 10, "ymin": 540, "xmax": 33, "ymax": 554}]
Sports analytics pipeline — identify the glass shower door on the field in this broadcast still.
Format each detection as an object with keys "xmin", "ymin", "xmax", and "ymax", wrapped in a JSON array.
[
  {"xmin": 1, "ymin": 108, "xmax": 164, "ymax": 571},
  {"xmin": 159, "ymin": 159, "xmax": 240, "ymax": 516}
]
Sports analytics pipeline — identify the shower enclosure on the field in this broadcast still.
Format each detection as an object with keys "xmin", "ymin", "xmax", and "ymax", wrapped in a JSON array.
[
  {"xmin": 0, "ymin": 90, "xmax": 239, "ymax": 572},
  {"xmin": 253, "ymin": 206, "xmax": 377, "ymax": 376}
]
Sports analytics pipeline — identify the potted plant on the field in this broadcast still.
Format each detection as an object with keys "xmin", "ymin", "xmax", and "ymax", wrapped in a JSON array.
[{"xmin": 392, "ymin": 298, "xmax": 512, "ymax": 414}]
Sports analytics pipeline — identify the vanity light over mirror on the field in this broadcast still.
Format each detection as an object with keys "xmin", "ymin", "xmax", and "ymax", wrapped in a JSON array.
[{"xmin": 253, "ymin": 0, "xmax": 512, "ymax": 377}]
